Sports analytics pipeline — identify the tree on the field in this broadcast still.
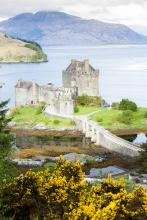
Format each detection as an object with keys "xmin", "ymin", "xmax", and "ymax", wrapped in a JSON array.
[
  {"xmin": 77, "ymin": 95, "xmax": 101, "ymax": 107},
  {"xmin": 136, "ymin": 142, "xmax": 147, "ymax": 173},
  {"xmin": 0, "ymin": 157, "xmax": 87, "ymax": 220},
  {"xmin": 119, "ymin": 99, "xmax": 137, "ymax": 112},
  {"xmin": 0, "ymin": 100, "xmax": 11, "ymax": 132},
  {"xmin": 111, "ymin": 102, "xmax": 119, "ymax": 110},
  {"xmin": 0, "ymin": 100, "xmax": 17, "ymax": 188},
  {"xmin": 120, "ymin": 110, "xmax": 133, "ymax": 125}
]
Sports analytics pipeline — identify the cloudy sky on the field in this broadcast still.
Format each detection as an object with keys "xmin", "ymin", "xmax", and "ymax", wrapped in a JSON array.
[{"xmin": 0, "ymin": 0, "xmax": 147, "ymax": 34}]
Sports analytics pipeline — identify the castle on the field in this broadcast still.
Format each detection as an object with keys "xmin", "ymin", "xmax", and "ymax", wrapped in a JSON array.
[{"xmin": 15, "ymin": 59, "xmax": 99, "ymax": 115}]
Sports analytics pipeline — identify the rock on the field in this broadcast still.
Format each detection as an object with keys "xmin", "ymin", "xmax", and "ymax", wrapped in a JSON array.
[
  {"xmin": 33, "ymin": 123, "xmax": 46, "ymax": 130},
  {"xmin": 63, "ymin": 153, "xmax": 104, "ymax": 165},
  {"xmin": 85, "ymin": 177, "xmax": 101, "ymax": 185},
  {"xmin": 12, "ymin": 158, "xmax": 46, "ymax": 167},
  {"xmin": 87, "ymin": 166, "xmax": 127, "ymax": 178},
  {"xmin": 7, "ymin": 122, "xmax": 17, "ymax": 127}
]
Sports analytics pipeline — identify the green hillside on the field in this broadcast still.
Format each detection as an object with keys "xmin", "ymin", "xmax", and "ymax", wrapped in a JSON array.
[{"xmin": 0, "ymin": 33, "xmax": 47, "ymax": 63}]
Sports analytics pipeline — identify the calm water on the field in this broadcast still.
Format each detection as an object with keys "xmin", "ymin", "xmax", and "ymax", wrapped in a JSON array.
[{"xmin": 0, "ymin": 45, "xmax": 147, "ymax": 107}]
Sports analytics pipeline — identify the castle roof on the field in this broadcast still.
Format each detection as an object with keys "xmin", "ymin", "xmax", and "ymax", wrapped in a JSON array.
[
  {"xmin": 15, "ymin": 80, "xmax": 38, "ymax": 89},
  {"xmin": 65, "ymin": 59, "xmax": 96, "ymax": 73}
]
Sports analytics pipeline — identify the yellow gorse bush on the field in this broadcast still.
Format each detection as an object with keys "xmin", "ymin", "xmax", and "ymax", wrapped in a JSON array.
[{"xmin": 0, "ymin": 157, "xmax": 146, "ymax": 220}]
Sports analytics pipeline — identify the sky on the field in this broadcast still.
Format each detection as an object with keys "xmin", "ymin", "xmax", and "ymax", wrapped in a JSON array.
[{"xmin": 0, "ymin": 0, "xmax": 147, "ymax": 34}]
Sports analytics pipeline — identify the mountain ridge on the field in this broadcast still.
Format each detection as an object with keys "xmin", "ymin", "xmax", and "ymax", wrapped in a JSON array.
[{"xmin": 0, "ymin": 11, "xmax": 147, "ymax": 46}]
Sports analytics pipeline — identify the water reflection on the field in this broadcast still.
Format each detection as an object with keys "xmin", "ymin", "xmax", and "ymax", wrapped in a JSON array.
[
  {"xmin": 119, "ymin": 133, "xmax": 147, "ymax": 145},
  {"xmin": 133, "ymin": 133, "xmax": 147, "ymax": 145}
]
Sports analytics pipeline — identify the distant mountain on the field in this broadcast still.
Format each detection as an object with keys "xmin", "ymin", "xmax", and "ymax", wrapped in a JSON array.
[
  {"xmin": 0, "ymin": 11, "xmax": 147, "ymax": 46},
  {"xmin": 0, "ymin": 33, "xmax": 47, "ymax": 63}
]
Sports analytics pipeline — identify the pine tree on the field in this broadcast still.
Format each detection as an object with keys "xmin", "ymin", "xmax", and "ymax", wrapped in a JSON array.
[{"xmin": 0, "ymin": 100, "xmax": 11, "ymax": 132}]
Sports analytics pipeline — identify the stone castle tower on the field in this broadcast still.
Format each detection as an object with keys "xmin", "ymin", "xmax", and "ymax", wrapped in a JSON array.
[{"xmin": 62, "ymin": 59, "xmax": 99, "ymax": 96}]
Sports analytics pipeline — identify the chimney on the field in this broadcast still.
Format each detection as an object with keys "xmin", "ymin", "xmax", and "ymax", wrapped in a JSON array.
[{"xmin": 84, "ymin": 59, "xmax": 89, "ymax": 73}]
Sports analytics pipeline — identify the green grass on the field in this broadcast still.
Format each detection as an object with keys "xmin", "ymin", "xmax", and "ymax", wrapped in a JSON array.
[
  {"xmin": 74, "ymin": 106, "xmax": 100, "ymax": 115},
  {"xmin": 11, "ymin": 106, "xmax": 75, "ymax": 128},
  {"xmin": 91, "ymin": 108, "xmax": 147, "ymax": 131}
]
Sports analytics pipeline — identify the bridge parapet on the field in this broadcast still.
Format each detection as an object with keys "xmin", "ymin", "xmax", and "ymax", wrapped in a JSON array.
[{"xmin": 44, "ymin": 110, "xmax": 142, "ymax": 157}]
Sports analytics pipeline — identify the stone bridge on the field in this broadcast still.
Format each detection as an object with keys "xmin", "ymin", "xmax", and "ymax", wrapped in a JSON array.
[{"xmin": 44, "ymin": 109, "xmax": 142, "ymax": 157}]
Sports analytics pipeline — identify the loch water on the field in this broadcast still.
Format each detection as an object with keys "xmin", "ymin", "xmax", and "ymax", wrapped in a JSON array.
[{"xmin": 0, "ymin": 45, "xmax": 147, "ymax": 107}]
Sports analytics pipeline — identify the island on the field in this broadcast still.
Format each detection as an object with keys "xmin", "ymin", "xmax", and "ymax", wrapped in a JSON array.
[{"xmin": 0, "ymin": 33, "xmax": 47, "ymax": 63}]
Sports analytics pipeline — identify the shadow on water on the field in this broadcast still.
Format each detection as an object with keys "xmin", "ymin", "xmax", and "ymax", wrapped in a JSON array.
[{"xmin": 119, "ymin": 133, "xmax": 147, "ymax": 145}]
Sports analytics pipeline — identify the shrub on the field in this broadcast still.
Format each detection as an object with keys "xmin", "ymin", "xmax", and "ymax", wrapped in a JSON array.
[
  {"xmin": 53, "ymin": 119, "xmax": 60, "ymax": 125},
  {"xmin": 120, "ymin": 110, "xmax": 133, "ymax": 125},
  {"xmin": 119, "ymin": 99, "xmax": 137, "ymax": 112},
  {"xmin": 70, "ymin": 120, "xmax": 76, "ymax": 126},
  {"xmin": 36, "ymin": 101, "xmax": 46, "ymax": 114},
  {"xmin": 77, "ymin": 95, "xmax": 101, "ymax": 107},
  {"xmin": 0, "ymin": 160, "xmax": 146, "ymax": 220},
  {"xmin": 144, "ymin": 111, "xmax": 147, "ymax": 118},
  {"xmin": 44, "ymin": 162, "xmax": 57, "ymax": 172},
  {"xmin": 74, "ymin": 105, "xmax": 79, "ymax": 113},
  {"xmin": 10, "ymin": 107, "xmax": 20, "ymax": 116},
  {"xmin": 96, "ymin": 117, "xmax": 103, "ymax": 123},
  {"xmin": 111, "ymin": 102, "xmax": 119, "ymax": 110}
]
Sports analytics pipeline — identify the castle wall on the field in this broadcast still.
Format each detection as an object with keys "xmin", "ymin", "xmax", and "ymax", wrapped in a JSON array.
[
  {"xmin": 38, "ymin": 86, "xmax": 76, "ymax": 115},
  {"xmin": 15, "ymin": 84, "xmax": 39, "ymax": 106},
  {"xmin": 15, "ymin": 88, "xmax": 29, "ymax": 106},
  {"xmin": 76, "ymin": 74, "xmax": 99, "ymax": 96},
  {"xmin": 62, "ymin": 60, "xmax": 99, "ymax": 97}
]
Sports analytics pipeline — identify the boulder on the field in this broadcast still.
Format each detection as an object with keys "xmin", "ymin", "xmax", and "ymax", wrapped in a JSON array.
[
  {"xmin": 87, "ymin": 166, "xmax": 126, "ymax": 178},
  {"xmin": 62, "ymin": 153, "xmax": 104, "ymax": 165}
]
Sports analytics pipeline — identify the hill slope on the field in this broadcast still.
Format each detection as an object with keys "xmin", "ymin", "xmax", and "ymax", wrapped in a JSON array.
[
  {"xmin": 0, "ymin": 33, "xmax": 47, "ymax": 63},
  {"xmin": 0, "ymin": 11, "xmax": 147, "ymax": 46}
]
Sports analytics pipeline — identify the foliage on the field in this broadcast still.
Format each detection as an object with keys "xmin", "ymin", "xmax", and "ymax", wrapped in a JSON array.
[
  {"xmin": 24, "ymin": 42, "xmax": 48, "ymax": 62},
  {"xmin": 43, "ymin": 162, "xmax": 57, "ymax": 172},
  {"xmin": 25, "ymin": 43, "xmax": 42, "ymax": 52},
  {"xmin": 0, "ymin": 157, "xmax": 87, "ymax": 220},
  {"xmin": 0, "ymin": 101, "xmax": 17, "ymax": 188},
  {"xmin": 53, "ymin": 119, "xmax": 60, "ymax": 125},
  {"xmin": 91, "ymin": 107, "xmax": 147, "ymax": 131},
  {"xmin": 120, "ymin": 110, "xmax": 133, "ymax": 125},
  {"xmin": 10, "ymin": 107, "xmax": 20, "ymax": 117},
  {"xmin": 119, "ymin": 99, "xmax": 137, "ymax": 112},
  {"xmin": 77, "ymin": 95, "xmax": 101, "ymax": 107},
  {"xmin": 136, "ymin": 142, "xmax": 147, "ymax": 173},
  {"xmin": 0, "ymin": 100, "xmax": 11, "ymax": 132},
  {"xmin": 144, "ymin": 111, "xmax": 147, "ymax": 118},
  {"xmin": 74, "ymin": 104, "xmax": 79, "ymax": 113},
  {"xmin": 36, "ymin": 101, "xmax": 46, "ymax": 115},
  {"xmin": 111, "ymin": 102, "xmax": 119, "ymax": 110},
  {"xmin": 0, "ymin": 159, "xmax": 146, "ymax": 220}
]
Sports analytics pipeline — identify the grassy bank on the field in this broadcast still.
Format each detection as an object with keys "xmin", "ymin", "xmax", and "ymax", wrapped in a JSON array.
[
  {"xmin": 11, "ymin": 106, "xmax": 75, "ymax": 129},
  {"xmin": 0, "ymin": 34, "xmax": 47, "ymax": 63},
  {"xmin": 91, "ymin": 108, "xmax": 147, "ymax": 131},
  {"xmin": 74, "ymin": 106, "xmax": 100, "ymax": 115}
]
